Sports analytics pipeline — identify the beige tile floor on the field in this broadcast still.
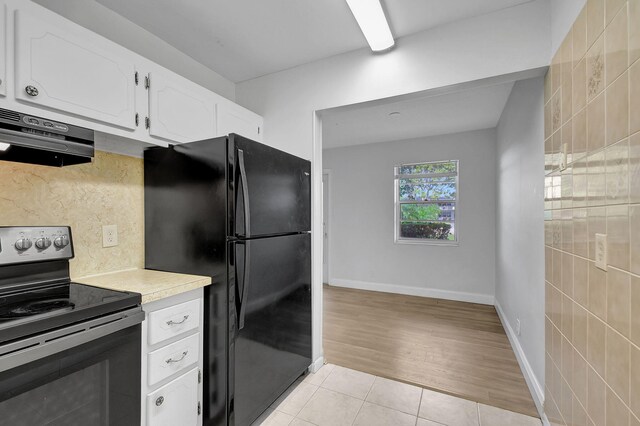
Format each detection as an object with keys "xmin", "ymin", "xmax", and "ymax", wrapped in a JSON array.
[{"xmin": 251, "ymin": 364, "xmax": 542, "ymax": 426}]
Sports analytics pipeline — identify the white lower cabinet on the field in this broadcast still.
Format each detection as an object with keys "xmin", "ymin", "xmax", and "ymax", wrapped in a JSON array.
[
  {"xmin": 146, "ymin": 368, "xmax": 200, "ymax": 426},
  {"xmin": 142, "ymin": 288, "xmax": 204, "ymax": 426}
]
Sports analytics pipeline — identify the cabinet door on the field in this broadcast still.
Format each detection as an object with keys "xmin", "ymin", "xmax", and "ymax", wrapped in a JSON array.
[
  {"xmin": 148, "ymin": 71, "xmax": 216, "ymax": 143},
  {"xmin": 217, "ymin": 100, "xmax": 263, "ymax": 141},
  {"xmin": 0, "ymin": 3, "xmax": 6, "ymax": 98},
  {"xmin": 147, "ymin": 368, "xmax": 199, "ymax": 426},
  {"xmin": 13, "ymin": 10, "xmax": 137, "ymax": 129}
]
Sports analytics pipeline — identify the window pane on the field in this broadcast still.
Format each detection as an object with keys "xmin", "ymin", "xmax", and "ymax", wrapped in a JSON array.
[
  {"xmin": 399, "ymin": 177, "xmax": 457, "ymax": 201},
  {"xmin": 398, "ymin": 161, "xmax": 457, "ymax": 175},
  {"xmin": 400, "ymin": 203, "xmax": 455, "ymax": 222},
  {"xmin": 399, "ymin": 221, "xmax": 455, "ymax": 241}
]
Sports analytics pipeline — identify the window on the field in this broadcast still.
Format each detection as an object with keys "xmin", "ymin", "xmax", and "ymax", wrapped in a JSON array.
[{"xmin": 394, "ymin": 160, "xmax": 458, "ymax": 244}]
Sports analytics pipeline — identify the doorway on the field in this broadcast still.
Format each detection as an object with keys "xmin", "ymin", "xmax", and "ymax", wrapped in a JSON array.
[{"xmin": 316, "ymin": 75, "xmax": 544, "ymax": 419}]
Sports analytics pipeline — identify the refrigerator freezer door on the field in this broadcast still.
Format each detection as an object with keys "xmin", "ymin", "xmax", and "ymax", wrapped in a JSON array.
[
  {"xmin": 228, "ymin": 233, "xmax": 312, "ymax": 426},
  {"xmin": 231, "ymin": 135, "xmax": 311, "ymax": 238}
]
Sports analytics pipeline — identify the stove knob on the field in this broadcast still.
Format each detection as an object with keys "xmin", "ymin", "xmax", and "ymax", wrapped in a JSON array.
[
  {"xmin": 15, "ymin": 238, "xmax": 32, "ymax": 251},
  {"xmin": 53, "ymin": 235, "xmax": 69, "ymax": 248},
  {"xmin": 35, "ymin": 237, "xmax": 52, "ymax": 250}
]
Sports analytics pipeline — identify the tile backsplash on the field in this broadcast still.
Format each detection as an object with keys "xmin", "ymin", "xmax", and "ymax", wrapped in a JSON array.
[
  {"xmin": 0, "ymin": 150, "xmax": 144, "ymax": 278},
  {"xmin": 544, "ymin": 0, "xmax": 640, "ymax": 424}
]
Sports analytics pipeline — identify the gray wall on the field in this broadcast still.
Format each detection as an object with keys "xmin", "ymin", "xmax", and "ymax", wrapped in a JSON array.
[
  {"xmin": 323, "ymin": 129, "xmax": 497, "ymax": 303},
  {"xmin": 495, "ymin": 78, "xmax": 545, "ymax": 399},
  {"xmin": 33, "ymin": 0, "xmax": 236, "ymax": 101}
]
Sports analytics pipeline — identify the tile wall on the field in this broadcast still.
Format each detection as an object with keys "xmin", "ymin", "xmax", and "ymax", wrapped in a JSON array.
[
  {"xmin": 544, "ymin": 0, "xmax": 640, "ymax": 425},
  {"xmin": 0, "ymin": 151, "xmax": 144, "ymax": 278}
]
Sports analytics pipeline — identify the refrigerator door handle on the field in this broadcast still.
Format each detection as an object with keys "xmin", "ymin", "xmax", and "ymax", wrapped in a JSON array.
[
  {"xmin": 236, "ymin": 240, "xmax": 251, "ymax": 330},
  {"xmin": 237, "ymin": 148, "xmax": 251, "ymax": 238}
]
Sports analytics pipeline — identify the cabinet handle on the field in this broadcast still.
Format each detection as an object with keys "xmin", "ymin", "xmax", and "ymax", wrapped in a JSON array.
[
  {"xmin": 155, "ymin": 396, "xmax": 164, "ymax": 406},
  {"xmin": 166, "ymin": 315, "xmax": 189, "ymax": 326},
  {"xmin": 165, "ymin": 350, "xmax": 188, "ymax": 364},
  {"xmin": 25, "ymin": 85, "xmax": 39, "ymax": 97}
]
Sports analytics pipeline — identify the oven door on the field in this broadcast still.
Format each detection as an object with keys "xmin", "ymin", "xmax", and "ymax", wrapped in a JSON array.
[{"xmin": 0, "ymin": 308, "xmax": 144, "ymax": 426}]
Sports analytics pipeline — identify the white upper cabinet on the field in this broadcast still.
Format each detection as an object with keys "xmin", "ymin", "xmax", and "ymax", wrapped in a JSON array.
[
  {"xmin": 13, "ymin": 10, "xmax": 137, "ymax": 130},
  {"xmin": 148, "ymin": 71, "xmax": 216, "ymax": 143},
  {"xmin": 0, "ymin": 1, "xmax": 263, "ymax": 149},
  {"xmin": 217, "ymin": 100, "xmax": 263, "ymax": 142},
  {"xmin": 0, "ymin": 4, "xmax": 6, "ymax": 98}
]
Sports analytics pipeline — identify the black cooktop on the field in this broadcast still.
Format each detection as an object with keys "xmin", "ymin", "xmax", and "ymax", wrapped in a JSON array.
[{"xmin": 0, "ymin": 282, "xmax": 141, "ymax": 345}]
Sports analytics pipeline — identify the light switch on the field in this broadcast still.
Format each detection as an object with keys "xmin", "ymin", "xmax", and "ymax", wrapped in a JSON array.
[
  {"xmin": 595, "ymin": 233, "xmax": 607, "ymax": 271},
  {"xmin": 559, "ymin": 143, "xmax": 568, "ymax": 171}
]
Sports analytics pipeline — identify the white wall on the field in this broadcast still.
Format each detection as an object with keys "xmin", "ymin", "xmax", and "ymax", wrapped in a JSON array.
[
  {"xmin": 550, "ymin": 0, "xmax": 586, "ymax": 55},
  {"xmin": 495, "ymin": 78, "xmax": 545, "ymax": 410},
  {"xmin": 32, "ymin": 0, "xmax": 236, "ymax": 101},
  {"xmin": 236, "ymin": 0, "xmax": 550, "ymax": 366},
  {"xmin": 324, "ymin": 129, "xmax": 497, "ymax": 304},
  {"xmin": 236, "ymin": 0, "xmax": 550, "ymax": 160}
]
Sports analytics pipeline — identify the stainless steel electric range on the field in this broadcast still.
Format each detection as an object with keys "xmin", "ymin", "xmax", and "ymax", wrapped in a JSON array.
[{"xmin": 0, "ymin": 226, "xmax": 144, "ymax": 426}]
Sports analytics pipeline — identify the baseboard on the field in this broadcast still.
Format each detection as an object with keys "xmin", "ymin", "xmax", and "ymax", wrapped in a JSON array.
[
  {"xmin": 309, "ymin": 356, "xmax": 325, "ymax": 374},
  {"xmin": 328, "ymin": 278, "xmax": 494, "ymax": 305},
  {"xmin": 494, "ymin": 300, "xmax": 548, "ymax": 424}
]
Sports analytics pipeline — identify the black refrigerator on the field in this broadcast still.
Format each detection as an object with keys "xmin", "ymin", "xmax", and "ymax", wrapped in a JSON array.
[{"xmin": 144, "ymin": 134, "xmax": 312, "ymax": 426}]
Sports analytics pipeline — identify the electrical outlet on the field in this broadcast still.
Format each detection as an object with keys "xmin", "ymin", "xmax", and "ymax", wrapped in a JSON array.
[
  {"xmin": 516, "ymin": 318, "xmax": 521, "ymax": 336},
  {"xmin": 102, "ymin": 225, "xmax": 118, "ymax": 248},
  {"xmin": 595, "ymin": 233, "xmax": 607, "ymax": 271}
]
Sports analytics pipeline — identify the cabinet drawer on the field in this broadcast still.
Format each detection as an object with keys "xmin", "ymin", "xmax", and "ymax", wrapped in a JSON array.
[
  {"xmin": 148, "ymin": 333, "xmax": 199, "ymax": 386},
  {"xmin": 147, "ymin": 368, "xmax": 199, "ymax": 426},
  {"xmin": 147, "ymin": 298, "xmax": 200, "ymax": 346}
]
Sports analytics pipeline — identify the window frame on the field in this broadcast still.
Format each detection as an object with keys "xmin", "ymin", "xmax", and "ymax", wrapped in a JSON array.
[{"xmin": 394, "ymin": 159, "xmax": 459, "ymax": 246}]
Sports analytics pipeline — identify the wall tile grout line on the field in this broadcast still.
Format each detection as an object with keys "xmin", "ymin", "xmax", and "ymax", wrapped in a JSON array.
[
  {"xmin": 545, "ymin": 275, "xmax": 640, "ymax": 354},
  {"xmin": 545, "ymin": 309, "xmax": 638, "ymax": 425}
]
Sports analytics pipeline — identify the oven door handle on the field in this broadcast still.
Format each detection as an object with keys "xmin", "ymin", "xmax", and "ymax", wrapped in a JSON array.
[{"xmin": 0, "ymin": 307, "xmax": 145, "ymax": 373}]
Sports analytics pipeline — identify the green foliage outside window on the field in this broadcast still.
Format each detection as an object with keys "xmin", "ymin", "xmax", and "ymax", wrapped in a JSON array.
[{"xmin": 396, "ymin": 160, "xmax": 458, "ymax": 242}]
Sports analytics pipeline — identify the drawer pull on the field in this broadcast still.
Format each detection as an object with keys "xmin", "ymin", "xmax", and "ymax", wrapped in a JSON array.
[
  {"xmin": 165, "ymin": 351, "xmax": 188, "ymax": 364},
  {"xmin": 166, "ymin": 315, "xmax": 189, "ymax": 326},
  {"xmin": 155, "ymin": 396, "xmax": 164, "ymax": 406}
]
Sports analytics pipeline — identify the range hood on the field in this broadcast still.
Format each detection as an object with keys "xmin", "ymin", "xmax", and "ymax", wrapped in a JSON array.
[{"xmin": 0, "ymin": 108, "xmax": 94, "ymax": 167}]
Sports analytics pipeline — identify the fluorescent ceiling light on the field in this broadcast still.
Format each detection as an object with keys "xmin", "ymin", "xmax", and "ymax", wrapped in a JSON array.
[
  {"xmin": 346, "ymin": 0, "xmax": 394, "ymax": 52},
  {"xmin": 0, "ymin": 142, "xmax": 10, "ymax": 151}
]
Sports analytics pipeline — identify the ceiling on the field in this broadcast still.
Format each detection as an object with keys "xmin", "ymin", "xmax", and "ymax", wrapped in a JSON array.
[
  {"xmin": 321, "ymin": 81, "xmax": 515, "ymax": 149},
  {"xmin": 94, "ymin": 0, "xmax": 533, "ymax": 82}
]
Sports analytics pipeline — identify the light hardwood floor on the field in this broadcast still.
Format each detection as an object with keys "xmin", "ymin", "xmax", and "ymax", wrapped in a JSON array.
[{"xmin": 323, "ymin": 285, "xmax": 539, "ymax": 418}]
